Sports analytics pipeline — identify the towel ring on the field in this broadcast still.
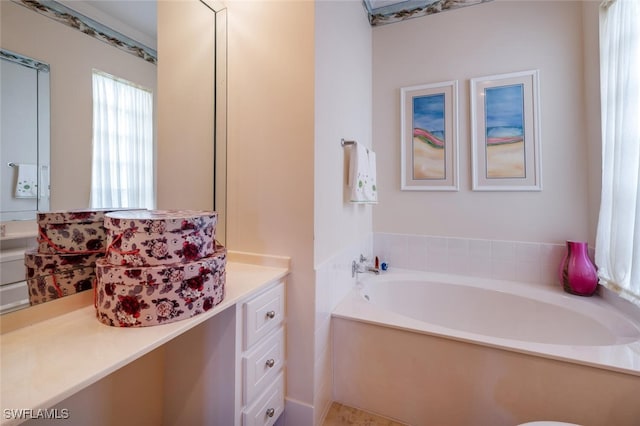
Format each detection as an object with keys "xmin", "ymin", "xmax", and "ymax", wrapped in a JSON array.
[{"xmin": 341, "ymin": 139, "xmax": 356, "ymax": 147}]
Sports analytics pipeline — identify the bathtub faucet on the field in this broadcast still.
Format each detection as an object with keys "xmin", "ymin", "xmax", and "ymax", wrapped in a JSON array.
[{"xmin": 352, "ymin": 255, "xmax": 380, "ymax": 278}]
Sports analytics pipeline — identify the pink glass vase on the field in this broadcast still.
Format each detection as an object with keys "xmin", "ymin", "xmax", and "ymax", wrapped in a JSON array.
[{"xmin": 559, "ymin": 241, "xmax": 598, "ymax": 296}]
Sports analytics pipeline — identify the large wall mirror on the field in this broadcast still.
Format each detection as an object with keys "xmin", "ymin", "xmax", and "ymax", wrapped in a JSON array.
[
  {"xmin": 0, "ymin": 0, "xmax": 227, "ymax": 313},
  {"xmin": 0, "ymin": 49, "xmax": 50, "ymax": 221}
]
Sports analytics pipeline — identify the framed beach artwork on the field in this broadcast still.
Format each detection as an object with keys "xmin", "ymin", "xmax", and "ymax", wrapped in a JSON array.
[
  {"xmin": 470, "ymin": 70, "xmax": 542, "ymax": 191},
  {"xmin": 400, "ymin": 80, "xmax": 459, "ymax": 191}
]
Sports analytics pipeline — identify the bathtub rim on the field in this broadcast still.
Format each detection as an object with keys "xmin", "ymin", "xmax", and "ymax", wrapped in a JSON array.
[{"xmin": 331, "ymin": 268, "xmax": 640, "ymax": 377}]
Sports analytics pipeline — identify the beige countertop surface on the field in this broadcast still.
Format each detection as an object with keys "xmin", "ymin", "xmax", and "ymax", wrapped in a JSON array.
[{"xmin": 0, "ymin": 260, "xmax": 289, "ymax": 425}]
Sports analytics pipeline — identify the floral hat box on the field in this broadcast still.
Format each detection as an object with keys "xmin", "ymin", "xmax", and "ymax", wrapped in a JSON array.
[
  {"xmin": 27, "ymin": 266, "xmax": 95, "ymax": 306},
  {"xmin": 104, "ymin": 210, "xmax": 218, "ymax": 267},
  {"xmin": 25, "ymin": 248, "xmax": 103, "ymax": 277},
  {"xmin": 24, "ymin": 249, "xmax": 103, "ymax": 305},
  {"xmin": 95, "ymin": 244, "xmax": 226, "ymax": 327},
  {"xmin": 37, "ymin": 208, "xmax": 143, "ymax": 255}
]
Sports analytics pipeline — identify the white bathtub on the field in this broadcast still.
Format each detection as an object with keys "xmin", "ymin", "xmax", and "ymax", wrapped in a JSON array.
[{"xmin": 331, "ymin": 269, "xmax": 640, "ymax": 425}]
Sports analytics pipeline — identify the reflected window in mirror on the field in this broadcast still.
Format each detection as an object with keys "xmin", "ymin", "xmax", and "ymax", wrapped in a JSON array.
[{"xmin": 90, "ymin": 70, "xmax": 155, "ymax": 209}]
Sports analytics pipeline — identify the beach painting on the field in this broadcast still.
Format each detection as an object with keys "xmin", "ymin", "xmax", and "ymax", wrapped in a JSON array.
[
  {"xmin": 484, "ymin": 84, "xmax": 525, "ymax": 178},
  {"xmin": 400, "ymin": 81, "xmax": 458, "ymax": 191},
  {"xmin": 413, "ymin": 93, "xmax": 446, "ymax": 179},
  {"xmin": 470, "ymin": 70, "xmax": 541, "ymax": 191}
]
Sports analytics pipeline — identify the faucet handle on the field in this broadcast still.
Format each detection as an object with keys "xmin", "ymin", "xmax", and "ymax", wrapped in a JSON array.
[{"xmin": 359, "ymin": 254, "xmax": 368, "ymax": 263}]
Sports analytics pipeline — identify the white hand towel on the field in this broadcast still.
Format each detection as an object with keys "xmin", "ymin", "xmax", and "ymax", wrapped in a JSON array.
[
  {"xmin": 14, "ymin": 163, "xmax": 38, "ymax": 198},
  {"xmin": 348, "ymin": 143, "xmax": 378, "ymax": 204}
]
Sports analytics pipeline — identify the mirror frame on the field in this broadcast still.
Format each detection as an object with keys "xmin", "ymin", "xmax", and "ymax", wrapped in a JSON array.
[{"xmin": 214, "ymin": 5, "xmax": 227, "ymax": 244}]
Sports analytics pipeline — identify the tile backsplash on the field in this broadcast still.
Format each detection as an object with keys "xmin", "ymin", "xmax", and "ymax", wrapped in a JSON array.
[{"xmin": 373, "ymin": 232, "xmax": 573, "ymax": 285}]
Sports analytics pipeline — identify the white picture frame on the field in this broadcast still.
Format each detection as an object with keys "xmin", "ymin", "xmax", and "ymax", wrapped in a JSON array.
[
  {"xmin": 470, "ymin": 70, "xmax": 542, "ymax": 191},
  {"xmin": 400, "ymin": 80, "xmax": 459, "ymax": 191}
]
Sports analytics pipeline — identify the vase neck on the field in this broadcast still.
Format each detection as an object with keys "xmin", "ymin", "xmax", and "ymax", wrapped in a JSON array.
[{"xmin": 567, "ymin": 241, "xmax": 588, "ymax": 255}]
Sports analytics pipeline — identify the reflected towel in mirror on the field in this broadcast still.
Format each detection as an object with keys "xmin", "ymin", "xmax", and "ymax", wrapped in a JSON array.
[
  {"xmin": 348, "ymin": 143, "xmax": 378, "ymax": 203},
  {"xmin": 14, "ymin": 163, "xmax": 38, "ymax": 198}
]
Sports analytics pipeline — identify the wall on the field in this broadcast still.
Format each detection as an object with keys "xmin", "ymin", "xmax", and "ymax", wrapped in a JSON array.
[
  {"xmin": 581, "ymin": 1, "xmax": 603, "ymax": 244},
  {"xmin": 314, "ymin": 0, "xmax": 373, "ymax": 266},
  {"xmin": 313, "ymin": 0, "xmax": 373, "ymax": 424},
  {"xmin": 225, "ymin": 1, "xmax": 316, "ymax": 423},
  {"xmin": 0, "ymin": 1, "xmax": 156, "ymax": 211},
  {"xmin": 372, "ymin": 0, "xmax": 599, "ymax": 245}
]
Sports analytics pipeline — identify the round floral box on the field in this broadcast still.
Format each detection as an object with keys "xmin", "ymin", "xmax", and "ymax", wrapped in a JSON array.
[
  {"xmin": 95, "ymin": 244, "xmax": 226, "ymax": 327},
  {"xmin": 24, "ymin": 248, "xmax": 103, "ymax": 305},
  {"xmin": 25, "ymin": 248, "xmax": 103, "ymax": 278},
  {"xmin": 37, "ymin": 208, "xmax": 141, "ymax": 255},
  {"xmin": 104, "ymin": 210, "xmax": 218, "ymax": 267},
  {"xmin": 27, "ymin": 266, "xmax": 95, "ymax": 306}
]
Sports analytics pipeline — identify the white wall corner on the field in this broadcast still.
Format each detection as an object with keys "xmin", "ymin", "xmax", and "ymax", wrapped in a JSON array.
[{"xmin": 281, "ymin": 397, "xmax": 314, "ymax": 426}]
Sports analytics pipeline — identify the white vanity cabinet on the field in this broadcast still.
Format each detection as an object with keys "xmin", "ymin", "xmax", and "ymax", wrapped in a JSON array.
[
  {"xmin": 239, "ymin": 281, "xmax": 285, "ymax": 426},
  {"xmin": 0, "ymin": 234, "xmax": 35, "ymax": 314}
]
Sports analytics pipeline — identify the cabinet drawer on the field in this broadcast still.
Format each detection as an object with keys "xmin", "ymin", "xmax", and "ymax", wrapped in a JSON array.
[
  {"xmin": 0, "ymin": 281, "xmax": 29, "ymax": 314},
  {"xmin": 0, "ymin": 257, "xmax": 25, "ymax": 285},
  {"xmin": 243, "ymin": 327, "xmax": 284, "ymax": 404},
  {"xmin": 244, "ymin": 282, "xmax": 284, "ymax": 349},
  {"xmin": 242, "ymin": 372, "xmax": 284, "ymax": 426}
]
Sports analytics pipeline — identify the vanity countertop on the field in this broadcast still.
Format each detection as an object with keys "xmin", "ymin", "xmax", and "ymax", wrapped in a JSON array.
[{"xmin": 0, "ymin": 260, "xmax": 289, "ymax": 425}]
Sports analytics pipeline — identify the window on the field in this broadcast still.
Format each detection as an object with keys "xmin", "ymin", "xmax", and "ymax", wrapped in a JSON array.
[
  {"xmin": 596, "ymin": 0, "xmax": 640, "ymax": 306},
  {"xmin": 90, "ymin": 70, "xmax": 154, "ymax": 209}
]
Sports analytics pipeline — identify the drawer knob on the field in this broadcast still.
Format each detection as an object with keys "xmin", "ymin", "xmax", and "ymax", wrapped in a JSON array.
[
  {"xmin": 265, "ymin": 358, "xmax": 275, "ymax": 368},
  {"xmin": 266, "ymin": 408, "xmax": 275, "ymax": 418},
  {"xmin": 266, "ymin": 310, "xmax": 276, "ymax": 319}
]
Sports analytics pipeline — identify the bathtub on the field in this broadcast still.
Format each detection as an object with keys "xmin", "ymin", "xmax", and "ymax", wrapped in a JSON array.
[{"xmin": 331, "ymin": 269, "xmax": 640, "ymax": 426}]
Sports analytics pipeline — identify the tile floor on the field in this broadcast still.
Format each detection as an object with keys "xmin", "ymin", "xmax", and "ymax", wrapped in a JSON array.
[{"xmin": 322, "ymin": 402, "xmax": 410, "ymax": 426}]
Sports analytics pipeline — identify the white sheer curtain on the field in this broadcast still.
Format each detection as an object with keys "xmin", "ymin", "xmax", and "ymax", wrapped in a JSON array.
[
  {"xmin": 90, "ymin": 70, "xmax": 154, "ymax": 210},
  {"xmin": 596, "ymin": 0, "xmax": 640, "ymax": 306}
]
